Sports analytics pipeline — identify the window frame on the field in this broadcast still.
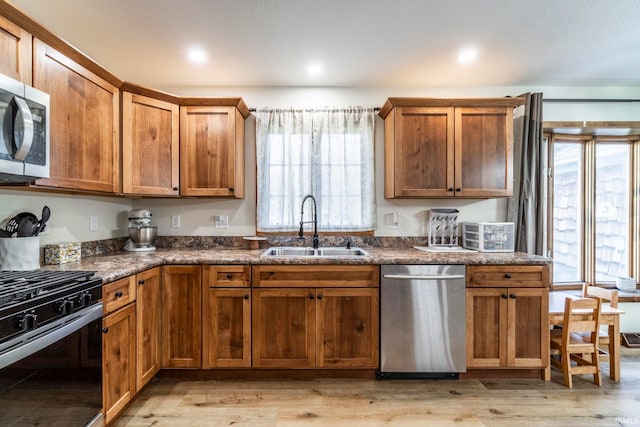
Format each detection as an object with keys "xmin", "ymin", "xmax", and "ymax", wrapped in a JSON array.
[{"xmin": 546, "ymin": 123, "xmax": 640, "ymax": 290}]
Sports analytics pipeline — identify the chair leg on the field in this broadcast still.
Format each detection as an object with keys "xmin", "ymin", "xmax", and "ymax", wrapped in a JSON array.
[{"xmin": 562, "ymin": 351, "xmax": 572, "ymax": 388}]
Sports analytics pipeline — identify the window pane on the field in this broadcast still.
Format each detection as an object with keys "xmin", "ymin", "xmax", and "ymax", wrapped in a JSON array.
[
  {"xmin": 552, "ymin": 143, "xmax": 583, "ymax": 282},
  {"xmin": 595, "ymin": 144, "xmax": 630, "ymax": 282}
]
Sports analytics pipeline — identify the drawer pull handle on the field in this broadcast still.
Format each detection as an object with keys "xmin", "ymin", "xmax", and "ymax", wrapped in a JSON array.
[
  {"xmin": 226, "ymin": 274, "xmax": 232, "ymax": 280},
  {"xmin": 115, "ymin": 291, "xmax": 123, "ymax": 298},
  {"xmin": 504, "ymin": 274, "xmax": 512, "ymax": 279}
]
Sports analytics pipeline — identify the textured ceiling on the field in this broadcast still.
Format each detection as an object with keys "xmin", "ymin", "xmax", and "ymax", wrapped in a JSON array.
[{"xmin": 7, "ymin": 0, "xmax": 640, "ymax": 89}]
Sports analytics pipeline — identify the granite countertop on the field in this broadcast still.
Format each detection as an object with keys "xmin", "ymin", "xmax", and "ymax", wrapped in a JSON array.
[{"xmin": 42, "ymin": 247, "xmax": 552, "ymax": 284}]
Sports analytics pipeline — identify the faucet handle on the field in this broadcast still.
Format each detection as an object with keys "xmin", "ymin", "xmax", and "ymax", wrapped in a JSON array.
[{"xmin": 345, "ymin": 238, "xmax": 352, "ymax": 249}]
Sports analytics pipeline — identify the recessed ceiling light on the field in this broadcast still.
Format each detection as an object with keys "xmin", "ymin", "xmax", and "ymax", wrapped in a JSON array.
[
  {"xmin": 307, "ymin": 62, "xmax": 323, "ymax": 76},
  {"xmin": 457, "ymin": 47, "xmax": 478, "ymax": 64},
  {"xmin": 187, "ymin": 48, "xmax": 207, "ymax": 64}
]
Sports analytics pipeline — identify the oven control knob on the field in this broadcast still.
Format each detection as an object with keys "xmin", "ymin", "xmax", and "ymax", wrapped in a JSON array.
[
  {"xmin": 55, "ymin": 299, "xmax": 75, "ymax": 314},
  {"xmin": 16, "ymin": 312, "xmax": 38, "ymax": 331},
  {"xmin": 77, "ymin": 292, "xmax": 92, "ymax": 307}
]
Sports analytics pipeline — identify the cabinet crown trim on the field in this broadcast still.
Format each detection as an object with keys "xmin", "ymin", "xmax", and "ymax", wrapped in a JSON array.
[{"xmin": 379, "ymin": 97, "xmax": 526, "ymax": 118}]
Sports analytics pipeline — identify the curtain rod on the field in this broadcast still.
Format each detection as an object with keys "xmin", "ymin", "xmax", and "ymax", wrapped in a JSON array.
[
  {"xmin": 543, "ymin": 98, "xmax": 640, "ymax": 103},
  {"xmin": 248, "ymin": 107, "xmax": 381, "ymax": 113}
]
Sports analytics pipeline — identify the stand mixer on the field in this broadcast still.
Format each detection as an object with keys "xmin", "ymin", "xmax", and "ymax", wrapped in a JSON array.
[{"xmin": 124, "ymin": 209, "xmax": 157, "ymax": 252}]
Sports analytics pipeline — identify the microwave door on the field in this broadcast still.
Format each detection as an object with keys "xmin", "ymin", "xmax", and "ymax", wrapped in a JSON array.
[{"xmin": 23, "ymin": 85, "xmax": 49, "ymax": 179}]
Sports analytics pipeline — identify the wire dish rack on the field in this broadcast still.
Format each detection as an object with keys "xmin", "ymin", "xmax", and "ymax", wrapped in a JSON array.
[{"xmin": 426, "ymin": 208, "xmax": 459, "ymax": 247}]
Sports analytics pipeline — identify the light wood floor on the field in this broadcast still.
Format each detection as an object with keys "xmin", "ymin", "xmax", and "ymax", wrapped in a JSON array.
[{"xmin": 115, "ymin": 347, "xmax": 640, "ymax": 427}]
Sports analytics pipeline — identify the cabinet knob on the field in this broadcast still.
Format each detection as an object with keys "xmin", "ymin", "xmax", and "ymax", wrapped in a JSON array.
[
  {"xmin": 115, "ymin": 290, "xmax": 123, "ymax": 298},
  {"xmin": 455, "ymin": 187, "xmax": 462, "ymax": 192},
  {"xmin": 448, "ymin": 187, "xmax": 454, "ymax": 192},
  {"xmin": 317, "ymin": 294, "xmax": 323, "ymax": 300},
  {"xmin": 172, "ymin": 186, "xmax": 179, "ymax": 191},
  {"xmin": 229, "ymin": 187, "xmax": 234, "ymax": 193},
  {"xmin": 138, "ymin": 279, "xmax": 145, "ymax": 285},
  {"xmin": 243, "ymin": 294, "xmax": 249, "ymax": 300},
  {"xmin": 501, "ymin": 293, "xmax": 508, "ymax": 299},
  {"xmin": 309, "ymin": 293, "xmax": 315, "ymax": 300},
  {"xmin": 509, "ymin": 294, "xmax": 516, "ymax": 299},
  {"xmin": 504, "ymin": 274, "xmax": 512, "ymax": 279},
  {"xmin": 102, "ymin": 327, "xmax": 109, "ymax": 334},
  {"xmin": 226, "ymin": 274, "xmax": 232, "ymax": 280}
]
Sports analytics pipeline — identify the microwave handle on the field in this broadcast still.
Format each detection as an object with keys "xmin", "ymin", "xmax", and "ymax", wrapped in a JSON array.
[{"xmin": 11, "ymin": 96, "xmax": 35, "ymax": 161}]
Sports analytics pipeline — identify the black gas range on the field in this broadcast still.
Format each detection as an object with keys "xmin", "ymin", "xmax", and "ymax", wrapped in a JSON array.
[
  {"xmin": 0, "ymin": 270, "xmax": 104, "ymax": 427},
  {"xmin": 0, "ymin": 270, "xmax": 103, "ymax": 349}
]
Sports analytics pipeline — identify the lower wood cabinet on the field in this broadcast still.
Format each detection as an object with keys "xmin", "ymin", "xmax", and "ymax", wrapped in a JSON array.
[
  {"xmin": 102, "ymin": 301, "xmax": 136, "ymax": 424},
  {"xmin": 202, "ymin": 265, "xmax": 252, "ymax": 368},
  {"xmin": 161, "ymin": 265, "xmax": 202, "ymax": 368},
  {"xmin": 251, "ymin": 265, "xmax": 380, "ymax": 369},
  {"xmin": 135, "ymin": 267, "xmax": 162, "ymax": 390},
  {"xmin": 466, "ymin": 265, "xmax": 550, "ymax": 369}
]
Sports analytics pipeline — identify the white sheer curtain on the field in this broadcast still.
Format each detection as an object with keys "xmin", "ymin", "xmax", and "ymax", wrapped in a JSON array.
[{"xmin": 256, "ymin": 107, "xmax": 375, "ymax": 232}]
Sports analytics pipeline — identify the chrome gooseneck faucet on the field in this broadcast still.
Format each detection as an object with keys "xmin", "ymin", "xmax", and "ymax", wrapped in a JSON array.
[{"xmin": 299, "ymin": 194, "xmax": 319, "ymax": 249}]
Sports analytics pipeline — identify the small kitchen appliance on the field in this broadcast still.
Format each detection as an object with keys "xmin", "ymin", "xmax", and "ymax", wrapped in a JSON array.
[{"xmin": 124, "ymin": 208, "xmax": 157, "ymax": 252}]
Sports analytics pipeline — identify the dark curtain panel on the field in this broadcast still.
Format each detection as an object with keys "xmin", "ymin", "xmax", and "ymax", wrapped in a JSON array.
[{"xmin": 507, "ymin": 93, "xmax": 545, "ymax": 255}]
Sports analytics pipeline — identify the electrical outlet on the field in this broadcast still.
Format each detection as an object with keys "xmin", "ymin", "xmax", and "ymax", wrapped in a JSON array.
[
  {"xmin": 171, "ymin": 215, "xmax": 181, "ymax": 228},
  {"xmin": 89, "ymin": 215, "xmax": 98, "ymax": 231},
  {"xmin": 214, "ymin": 215, "xmax": 229, "ymax": 228},
  {"xmin": 386, "ymin": 212, "xmax": 401, "ymax": 228}
]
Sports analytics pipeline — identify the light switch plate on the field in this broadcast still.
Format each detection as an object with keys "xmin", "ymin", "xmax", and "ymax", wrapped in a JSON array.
[
  {"xmin": 386, "ymin": 212, "xmax": 401, "ymax": 228},
  {"xmin": 89, "ymin": 215, "xmax": 98, "ymax": 231},
  {"xmin": 171, "ymin": 215, "xmax": 181, "ymax": 228}
]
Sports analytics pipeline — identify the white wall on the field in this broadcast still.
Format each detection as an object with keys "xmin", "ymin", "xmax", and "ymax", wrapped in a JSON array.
[{"xmin": 2, "ymin": 85, "xmax": 639, "ymax": 244}]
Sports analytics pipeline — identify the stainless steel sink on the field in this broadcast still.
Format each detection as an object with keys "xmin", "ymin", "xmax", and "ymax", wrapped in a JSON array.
[{"xmin": 261, "ymin": 246, "xmax": 369, "ymax": 258}]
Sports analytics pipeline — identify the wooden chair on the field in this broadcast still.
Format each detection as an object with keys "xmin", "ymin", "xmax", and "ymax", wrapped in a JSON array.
[
  {"xmin": 550, "ymin": 297, "xmax": 602, "ymax": 388},
  {"xmin": 583, "ymin": 284, "xmax": 618, "ymax": 374}
]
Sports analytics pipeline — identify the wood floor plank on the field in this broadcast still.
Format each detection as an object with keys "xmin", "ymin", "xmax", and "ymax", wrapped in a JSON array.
[{"xmin": 115, "ymin": 348, "xmax": 640, "ymax": 427}]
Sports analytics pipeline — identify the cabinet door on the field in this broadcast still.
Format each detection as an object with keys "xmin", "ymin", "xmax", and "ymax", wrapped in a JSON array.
[
  {"xmin": 203, "ymin": 288, "xmax": 251, "ymax": 368},
  {"xmin": 136, "ymin": 267, "xmax": 162, "ymax": 390},
  {"xmin": 179, "ymin": 106, "xmax": 244, "ymax": 197},
  {"xmin": 508, "ymin": 287, "xmax": 549, "ymax": 368},
  {"xmin": 316, "ymin": 288, "xmax": 379, "ymax": 368},
  {"xmin": 0, "ymin": 15, "xmax": 31, "ymax": 83},
  {"xmin": 102, "ymin": 303, "xmax": 136, "ymax": 424},
  {"xmin": 122, "ymin": 92, "xmax": 179, "ymax": 196},
  {"xmin": 386, "ymin": 106, "xmax": 454, "ymax": 198},
  {"xmin": 466, "ymin": 288, "xmax": 508, "ymax": 368},
  {"xmin": 252, "ymin": 288, "xmax": 315, "ymax": 368},
  {"xmin": 33, "ymin": 39, "xmax": 119, "ymax": 193},
  {"xmin": 455, "ymin": 107, "xmax": 513, "ymax": 197},
  {"xmin": 161, "ymin": 265, "xmax": 202, "ymax": 368}
]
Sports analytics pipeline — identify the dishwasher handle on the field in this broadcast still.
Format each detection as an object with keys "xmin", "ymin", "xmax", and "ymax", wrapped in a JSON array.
[{"xmin": 382, "ymin": 274, "xmax": 465, "ymax": 280}]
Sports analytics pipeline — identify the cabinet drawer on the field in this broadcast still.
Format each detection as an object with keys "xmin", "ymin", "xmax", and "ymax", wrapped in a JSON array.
[
  {"xmin": 252, "ymin": 265, "xmax": 379, "ymax": 288},
  {"xmin": 103, "ymin": 276, "xmax": 136, "ymax": 314},
  {"xmin": 203, "ymin": 265, "xmax": 250, "ymax": 287},
  {"xmin": 466, "ymin": 265, "xmax": 549, "ymax": 288}
]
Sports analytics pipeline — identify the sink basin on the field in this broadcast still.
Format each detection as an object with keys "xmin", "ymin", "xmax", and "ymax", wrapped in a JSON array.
[{"xmin": 262, "ymin": 246, "xmax": 369, "ymax": 258}]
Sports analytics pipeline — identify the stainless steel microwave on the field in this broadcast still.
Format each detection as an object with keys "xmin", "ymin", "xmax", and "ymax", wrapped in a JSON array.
[{"xmin": 0, "ymin": 73, "xmax": 50, "ymax": 183}]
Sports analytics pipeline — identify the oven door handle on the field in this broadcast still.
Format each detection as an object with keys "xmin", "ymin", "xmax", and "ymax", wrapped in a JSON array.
[
  {"xmin": 382, "ymin": 274, "xmax": 465, "ymax": 280},
  {"xmin": 0, "ymin": 303, "xmax": 103, "ymax": 370}
]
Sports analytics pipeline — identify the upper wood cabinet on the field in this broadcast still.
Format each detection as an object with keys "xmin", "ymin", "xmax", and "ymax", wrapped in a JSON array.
[
  {"xmin": 32, "ymin": 39, "xmax": 119, "ymax": 193},
  {"xmin": 0, "ymin": 15, "xmax": 31, "ymax": 83},
  {"xmin": 179, "ymin": 103, "xmax": 248, "ymax": 197},
  {"xmin": 380, "ymin": 97, "xmax": 525, "ymax": 198},
  {"xmin": 122, "ymin": 92, "xmax": 179, "ymax": 196}
]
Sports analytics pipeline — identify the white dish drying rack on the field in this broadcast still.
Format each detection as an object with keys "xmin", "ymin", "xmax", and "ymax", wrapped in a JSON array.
[{"xmin": 426, "ymin": 208, "xmax": 460, "ymax": 248}]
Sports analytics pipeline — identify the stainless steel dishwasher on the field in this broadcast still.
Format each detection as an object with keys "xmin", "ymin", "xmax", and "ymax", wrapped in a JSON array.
[{"xmin": 378, "ymin": 264, "xmax": 466, "ymax": 379}]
